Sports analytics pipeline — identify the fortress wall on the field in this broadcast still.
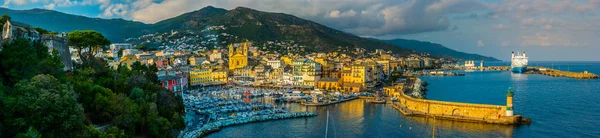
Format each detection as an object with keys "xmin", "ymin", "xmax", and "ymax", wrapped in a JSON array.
[{"xmin": 397, "ymin": 82, "xmax": 508, "ymax": 120}]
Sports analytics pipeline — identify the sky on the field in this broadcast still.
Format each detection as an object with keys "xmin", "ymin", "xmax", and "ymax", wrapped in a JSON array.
[{"xmin": 1, "ymin": 0, "xmax": 600, "ymax": 61}]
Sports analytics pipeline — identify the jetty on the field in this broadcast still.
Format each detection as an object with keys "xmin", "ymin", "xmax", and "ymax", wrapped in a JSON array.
[
  {"xmin": 301, "ymin": 96, "xmax": 358, "ymax": 106},
  {"xmin": 526, "ymin": 67, "xmax": 599, "ymax": 79},
  {"xmin": 388, "ymin": 77, "xmax": 531, "ymax": 125}
]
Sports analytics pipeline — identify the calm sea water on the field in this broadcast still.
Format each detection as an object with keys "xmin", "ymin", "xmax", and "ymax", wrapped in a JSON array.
[{"xmin": 207, "ymin": 61, "xmax": 600, "ymax": 138}]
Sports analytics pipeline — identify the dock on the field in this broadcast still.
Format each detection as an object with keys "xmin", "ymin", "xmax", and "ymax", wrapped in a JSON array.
[{"xmin": 301, "ymin": 97, "xmax": 358, "ymax": 106}]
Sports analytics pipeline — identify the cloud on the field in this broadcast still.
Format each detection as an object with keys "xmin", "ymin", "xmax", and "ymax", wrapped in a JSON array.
[
  {"xmin": 477, "ymin": 40, "xmax": 484, "ymax": 47},
  {"xmin": 326, "ymin": 10, "xmax": 356, "ymax": 18},
  {"xmin": 543, "ymin": 24, "xmax": 552, "ymax": 30},
  {"xmin": 101, "ymin": 3, "xmax": 129, "ymax": 17},
  {"xmin": 494, "ymin": 24, "xmax": 507, "ymax": 29},
  {"xmin": 520, "ymin": 18, "xmax": 535, "ymax": 25},
  {"xmin": 520, "ymin": 33, "xmax": 585, "ymax": 47},
  {"xmin": 127, "ymin": 0, "xmax": 487, "ymax": 36},
  {"xmin": 487, "ymin": 0, "xmax": 600, "ymax": 19},
  {"xmin": 44, "ymin": 3, "xmax": 56, "ymax": 10}
]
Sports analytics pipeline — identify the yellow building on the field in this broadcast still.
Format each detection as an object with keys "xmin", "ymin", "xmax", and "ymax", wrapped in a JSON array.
[
  {"xmin": 317, "ymin": 78, "xmax": 340, "ymax": 91},
  {"xmin": 384, "ymin": 84, "xmax": 404, "ymax": 98},
  {"xmin": 190, "ymin": 68, "xmax": 212, "ymax": 86},
  {"xmin": 281, "ymin": 56, "xmax": 293, "ymax": 65},
  {"xmin": 351, "ymin": 64, "xmax": 368, "ymax": 87},
  {"xmin": 228, "ymin": 42, "xmax": 250, "ymax": 70},
  {"xmin": 211, "ymin": 68, "xmax": 228, "ymax": 83},
  {"xmin": 120, "ymin": 55, "xmax": 139, "ymax": 69}
]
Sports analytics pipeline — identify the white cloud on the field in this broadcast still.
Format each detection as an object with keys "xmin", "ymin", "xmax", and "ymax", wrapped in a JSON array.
[
  {"xmin": 477, "ymin": 40, "xmax": 484, "ymax": 47},
  {"xmin": 43, "ymin": 3, "xmax": 56, "ymax": 9},
  {"xmin": 520, "ymin": 33, "xmax": 584, "ymax": 47},
  {"xmin": 520, "ymin": 18, "xmax": 535, "ymax": 25},
  {"xmin": 101, "ymin": 3, "xmax": 129, "ymax": 17},
  {"xmin": 494, "ymin": 24, "xmax": 507, "ymax": 29},
  {"xmin": 326, "ymin": 9, "xmax": 356, "ymax": 18}
]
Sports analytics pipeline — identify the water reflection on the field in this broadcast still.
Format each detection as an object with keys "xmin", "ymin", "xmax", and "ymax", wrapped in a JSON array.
[
  {"xmin": 209, "ymin": 99, "xmax": 516, "ymax": 138},
  {"xmin": 511, "ymin": 73, "xmax": 528, "ymax": 81}
]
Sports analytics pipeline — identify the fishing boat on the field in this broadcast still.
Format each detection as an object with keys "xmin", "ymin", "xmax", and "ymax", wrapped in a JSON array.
[
  {"xmin": 370, "ymin": 97, "xmax": 386, "ymax": 104},
  {"xmin": 370, "ymin": 91, "xmax": 386, "ymax": 104}
]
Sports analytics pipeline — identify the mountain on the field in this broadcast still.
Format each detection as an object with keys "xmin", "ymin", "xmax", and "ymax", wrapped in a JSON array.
[
  {"xmin": 381, "ymin": 39, "xmax": 499, "ymax": 61},
  {"xmin": 0, "ymin": 7, "xmax": 151, "ymax": 42},
  {"xmin": 1, "ymin": 6, "xmax": 497, "ymax": 60}
]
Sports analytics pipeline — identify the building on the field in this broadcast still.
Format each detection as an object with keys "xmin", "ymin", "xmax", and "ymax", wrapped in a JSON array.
[
  {"xmin": 317, "ymin": 78, "xmax": 341, "ymax": 91},
  {"xmin": 228, "ymin": 42, "xmax": 250, "ymax": 70},
  {"xmin": 384, "ymin": 84, "xmax": 405, "ymax": 98},
  {"xmin": 267, "ymin": 59, "xmax": 283, "ymax": 69},
  {"xmin": 158, "ymin": 70, "xmax": 187, "ymax": 93},
  {"xmin": 189, "ymin": 56, "xmax": 207, "ymax": 66},
  {"xmin": 292, "ymin": 58, "xmax": 322, "ymax": 87},
  {"xmin": 2, "ymin": 21, "xmax": 40, "ymax": 43},
  {"xmin": 120, "ymin": 55, "xmax": 139, "ymax": 69},
  {"xmin": 209, "ymin": 50, "xmax": 222, "ymax": 62},
  {"xmin": 407, "ymin": 58, "xmax": 424, "ymax": 68},
  {"xmin": 110, "ymin": 43, "xmax": 133, "ymax": 52},
  {"xmin": 211, "ymin": 68, "xmax": 228, "ymax": 83},
  {"xmin": 190, "ymin": 68, "xmax": 212, "ymax": 86},
  {"xmin": 41, "ymin": 33, "xmax": 73, "ymax": 71},
  {"xmin": 465, "ymin": 60, "xmax": 475, "ymax": 67}
]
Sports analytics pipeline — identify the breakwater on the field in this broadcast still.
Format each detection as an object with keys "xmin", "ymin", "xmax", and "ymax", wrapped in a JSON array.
[
  {"xmin": 390, "ymin": 78, "xmax": 529, "ymax": 125},
  {"xmin": 181, "ymin": 112, "xmax": 317, "ymax": 138},
  {"xmin": 526, "ymin": 67, "xmax": 598, "ymax": 79}
]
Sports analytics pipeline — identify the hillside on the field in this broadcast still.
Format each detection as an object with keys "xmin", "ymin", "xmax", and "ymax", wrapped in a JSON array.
[
  {"xmin": 0, "ymin": 6, "xmax": 497, "ymax": 60},
  {"xmin": 0, "ymin": 8, "xmax": 151, "ymax": 42},
  {"xmin": 381, "ymin": 39, "xmax": 499, "ymax": 61}
]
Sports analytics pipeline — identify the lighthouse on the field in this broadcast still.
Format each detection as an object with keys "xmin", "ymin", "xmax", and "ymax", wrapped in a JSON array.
[{"xmin": 506, "ymin": 87, "xmax": 514, "ymax": 116}]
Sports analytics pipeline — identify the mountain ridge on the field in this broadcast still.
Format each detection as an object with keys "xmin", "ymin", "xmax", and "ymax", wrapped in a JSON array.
[{"xmin": 0, "ymin": 6, "xmax": 497, "ymax": 60}]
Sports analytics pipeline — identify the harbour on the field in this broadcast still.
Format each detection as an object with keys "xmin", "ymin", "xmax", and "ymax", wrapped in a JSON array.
[{"xmin": 207, "ymin": 61, "xmax": 600, "ymax": 138}]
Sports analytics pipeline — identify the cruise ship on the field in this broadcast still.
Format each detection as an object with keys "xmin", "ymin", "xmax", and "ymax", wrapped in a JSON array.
[{"xmin": 511, "ymin": 51, "xmax": 528, "ymax": 73}]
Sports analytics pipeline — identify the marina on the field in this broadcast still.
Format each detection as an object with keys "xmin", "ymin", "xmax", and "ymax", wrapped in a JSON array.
[{"xmin": 208, "ymin": 61, "xmax": 600, "ymax": 138}]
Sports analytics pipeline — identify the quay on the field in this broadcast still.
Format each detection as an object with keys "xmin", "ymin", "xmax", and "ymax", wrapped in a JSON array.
[
  {"xmin": 181, "ymin": 112, "xmax": 317, "ymax": 138},
  {"xmin": 388, "ymin": 77, "xmax": 531, "ymax": 125},
  {"xmin": 301, "ymin": 96, "xmax": 358, "ymax": 106}
]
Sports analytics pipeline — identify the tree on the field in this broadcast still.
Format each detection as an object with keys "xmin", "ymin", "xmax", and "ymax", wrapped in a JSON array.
[
  {"xmin": 0, "ymin": 14, "xmax": 10, "ymax": 27},
  {"xmin": 2, "ymin": 74, "xmax": 85, "ymax": 137},
  {"xmin": 0, "ymin": 39, "xmax": 40, "ymax": 86},
  {"xmin": 68, "ymin": 30, "xmax": 110, "ymax": 65}
]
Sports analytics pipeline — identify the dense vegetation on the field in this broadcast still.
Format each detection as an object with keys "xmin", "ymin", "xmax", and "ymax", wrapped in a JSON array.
[
  {"xmin": 0, "ymin": 29, "xmax": 184, "ymax": 137},
  {"xmin": 381, "ymin": 39, "xmax": 499, "ymax": 61}
]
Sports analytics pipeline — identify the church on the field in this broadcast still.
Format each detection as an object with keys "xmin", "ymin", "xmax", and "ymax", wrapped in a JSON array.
[{"xmin": 228, "ymin": 42, "xmax": 250, "ymax": 70}]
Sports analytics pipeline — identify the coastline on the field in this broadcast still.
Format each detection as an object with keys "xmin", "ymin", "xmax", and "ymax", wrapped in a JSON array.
[{"xmin": 180, "ymin": 112, "xmax": 317, "ymax": 138}]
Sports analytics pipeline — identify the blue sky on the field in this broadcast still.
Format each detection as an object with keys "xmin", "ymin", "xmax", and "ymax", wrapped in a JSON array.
[{"xmin": 2, "ymin": 0, "xmax": 600, "ymax": 61}]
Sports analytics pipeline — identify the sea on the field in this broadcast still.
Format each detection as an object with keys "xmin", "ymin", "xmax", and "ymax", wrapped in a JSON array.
[{"xmin": 207, "ymin": 61, "xmax": 600, "ymax": 138}]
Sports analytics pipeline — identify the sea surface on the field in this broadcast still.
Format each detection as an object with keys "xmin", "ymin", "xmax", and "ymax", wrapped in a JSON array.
[{"xmin": 207, "ymin": 61, "xmax": 600, "ymax": 138}]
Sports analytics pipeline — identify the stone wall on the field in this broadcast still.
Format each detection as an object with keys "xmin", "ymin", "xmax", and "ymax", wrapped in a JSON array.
[{"xmin": 397, "ymin": 79, "xmax": 508, "ymax": 120}]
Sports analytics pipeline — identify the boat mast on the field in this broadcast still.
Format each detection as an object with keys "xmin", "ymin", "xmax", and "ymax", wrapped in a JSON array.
[{"xmin": 325, "ymin": 109, "xmax": 329, "ymax": 138}]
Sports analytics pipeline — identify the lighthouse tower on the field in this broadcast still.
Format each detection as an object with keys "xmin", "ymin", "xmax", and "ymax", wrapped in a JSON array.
[{"xmin": 506, "ymin": 87, "xmax": 514, "ymax": 116}]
